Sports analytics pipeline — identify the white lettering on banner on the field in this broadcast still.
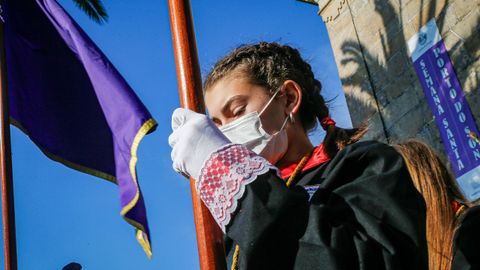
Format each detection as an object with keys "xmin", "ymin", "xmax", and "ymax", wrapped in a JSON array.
[
  {"xmin": 441, "ymin": 67, "xmax": 449, "ymax": 79},
  {"xmin": 449, "ymin": 88, "xmax": 457, "ymax": 99},
  {"xmin": 437, "ymin": 57, "xmax": 444, "ymax": 67},
  {"xmin": 445, "ymin": 77, "xmax": 452, "ymax": 88},
  {"xmin": 433, "ymin": 50, "xmax": 469, "ymax": 125},
  {"xmin": 443, "ymin": 118, "xmax": 464, "ymax": 169},
  {"xmin": 454, "ymin": 102, "xmax": 461, "ymax": 112},
  {"xmin": 454, "ymin": 102, "xmax": 467, "ymax": 123},
  {"xmin": 421, "ymin": 60, "xmax": 445, "ymax": 115},
  {"xmin": 436, "ymin": 57, "xmax": 450, "ymax": 79},
  {"xmin": 433, "ymin": 47, "xmax": 441, "ymax": 58}
]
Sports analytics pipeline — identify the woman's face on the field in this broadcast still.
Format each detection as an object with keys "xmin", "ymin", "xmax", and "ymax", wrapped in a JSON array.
[{"xmin": 204, "ymin": 75, "xmax": 288, "ymax": 135}]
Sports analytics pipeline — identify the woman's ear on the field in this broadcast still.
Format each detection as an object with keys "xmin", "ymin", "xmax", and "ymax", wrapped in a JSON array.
[{"xmin": 282, "ymin": 80, "xmax": 302, "ymax": 115}]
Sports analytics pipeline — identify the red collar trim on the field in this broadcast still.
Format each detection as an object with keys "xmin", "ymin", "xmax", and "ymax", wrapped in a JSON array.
[{"xmin": 279, "ymin": 144, "xmax": 330, "ymax": 179}]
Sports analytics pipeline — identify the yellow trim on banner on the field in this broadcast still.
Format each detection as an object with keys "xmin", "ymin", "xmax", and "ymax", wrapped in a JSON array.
[
  {"xmin": 137, "ymin": 228, "xmax": 153, "ymax": 259},
  {"xmin": 120, "ymin": 118, "xmax": 157, "ymax": 258},
  {"xmin": 11, "ymin": 116, "xmax": 158, "ymax": 258}
]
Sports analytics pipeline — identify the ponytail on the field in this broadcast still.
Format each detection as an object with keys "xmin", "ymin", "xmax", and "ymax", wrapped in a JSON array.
[
  {"xmin": 394, "ymin": 140, "xmax": 458, "ymax": 270},
  {"xmin": 306, "ymin": 77, "xmax": 367, "ymax": 158},
  {"xmin": 321, "ymin": 121, "xmax": 368, "ymax": 158}
]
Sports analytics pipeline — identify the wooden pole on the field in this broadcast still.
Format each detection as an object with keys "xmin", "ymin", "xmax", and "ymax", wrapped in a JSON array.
[
  {"xmin": 168, "ymin": 1, "xmax": 227, "ymax": 269},
  {"xmin": 0, "ymin": 11, "xmax": 18, "ymax": 270}
]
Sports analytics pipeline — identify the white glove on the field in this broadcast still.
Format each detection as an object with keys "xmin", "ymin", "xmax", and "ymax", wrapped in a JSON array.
[{"xmin": 168, "ymin": 108, "xmax": 231, "ymax": 180}]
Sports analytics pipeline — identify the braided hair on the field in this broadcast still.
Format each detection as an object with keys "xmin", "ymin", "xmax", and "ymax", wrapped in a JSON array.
[{"xmin": 204, "ymin": 42, "xmax": 366, "ymax": 157}]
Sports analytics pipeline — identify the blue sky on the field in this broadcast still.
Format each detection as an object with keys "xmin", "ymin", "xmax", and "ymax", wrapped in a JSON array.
[{"xmin": 3, "ymin": 0, "xmax": 351, "ymax": 269}]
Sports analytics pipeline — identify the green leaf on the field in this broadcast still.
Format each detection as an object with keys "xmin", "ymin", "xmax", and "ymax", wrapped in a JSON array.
[{"xmin": 72, "ymin": 0, "xmax": 108, "ymax": 24}]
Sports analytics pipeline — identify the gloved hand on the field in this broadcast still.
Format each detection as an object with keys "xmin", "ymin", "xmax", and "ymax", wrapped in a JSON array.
[{"xmin": 168, "ymin": 108, "xmax": 231, "ymax": 180}]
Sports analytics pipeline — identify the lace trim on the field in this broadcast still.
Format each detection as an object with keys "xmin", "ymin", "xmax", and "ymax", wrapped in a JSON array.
[{"xmin": 197, "ymin": 144, "xmax": 278, "ymax": 232}]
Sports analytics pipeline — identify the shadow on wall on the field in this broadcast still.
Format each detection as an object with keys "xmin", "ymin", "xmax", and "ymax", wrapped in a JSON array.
[{"xmin": 337, "ymin": 0, "xmax": 479, "ymax": 153}]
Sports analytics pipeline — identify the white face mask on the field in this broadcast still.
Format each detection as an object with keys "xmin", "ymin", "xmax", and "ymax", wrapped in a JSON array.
[{"xmin": 219, "ymin": 88, "xmax": 290, "ymax": 164}]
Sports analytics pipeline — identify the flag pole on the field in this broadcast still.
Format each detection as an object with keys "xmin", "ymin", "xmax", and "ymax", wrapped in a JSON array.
[
  {"xmin": 0, "ymin": 9, "xmax": 18, "ymax": 270},
  {"xmin": 168, "ymin": 0, "xmax": 227, "ymax": 269}
]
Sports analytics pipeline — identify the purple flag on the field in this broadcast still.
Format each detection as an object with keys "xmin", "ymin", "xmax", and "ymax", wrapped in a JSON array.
[
  {"xmin": 4, "ymin": 0, "xmax": 157, "ymax": 257},
  {"xmin": 408, "ymin": 19, "xmax": 480, "ymax": 202}
]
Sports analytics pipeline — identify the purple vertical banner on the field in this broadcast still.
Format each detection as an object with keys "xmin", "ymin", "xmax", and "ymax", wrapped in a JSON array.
[{"xmin": 408, "ymin": 19, "xmax": 480, "ymax": 202}]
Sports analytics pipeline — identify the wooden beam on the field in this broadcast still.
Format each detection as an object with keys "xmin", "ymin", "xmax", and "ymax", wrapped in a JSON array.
[
  {"xmin": 0, "ymin": 11, "xmax": 18, "ymax": 270},
  {"xmin": 168, "ymin": 1, "xmax": 227, "ymax": 269}
]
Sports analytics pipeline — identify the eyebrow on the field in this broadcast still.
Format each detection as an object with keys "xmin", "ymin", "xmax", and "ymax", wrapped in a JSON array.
[{"xmin": 220, "ymin": 95, "xmax": 247, "ymax": 115}]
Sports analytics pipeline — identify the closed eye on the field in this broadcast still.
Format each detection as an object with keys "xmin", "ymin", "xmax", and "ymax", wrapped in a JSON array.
[
  {"xmin": 232, "ymin": 107, "xmax": 245, "ymax": 118},
  {"xmin": 211, "ymin": 117, "xmax": 222, "ymax": 127}
]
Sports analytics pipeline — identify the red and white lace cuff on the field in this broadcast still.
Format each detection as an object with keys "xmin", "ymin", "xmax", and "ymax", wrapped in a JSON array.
[{"xmin": 196, "ymin": 144, "xmax": 279, "ymax": 232}]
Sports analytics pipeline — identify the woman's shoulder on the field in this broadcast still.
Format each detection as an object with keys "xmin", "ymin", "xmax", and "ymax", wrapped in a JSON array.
[
  {"xmin": 342, "ymin": 139, "xmax": 395, "ymax": 153},
  {"xmin": 299, "ymin": 140, "xmax": 407, "ymax": 188},
  {"xmin": 316, "ymin": 139, "xmax": 412, "ymax": 192},
  {"xmin": 330, "ymin": 139, "xmax": 401, "ymax": 165}
]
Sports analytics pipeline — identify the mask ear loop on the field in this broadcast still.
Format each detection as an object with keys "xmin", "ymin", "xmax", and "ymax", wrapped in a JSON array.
[
  {"xmin": 280, "ymin": 114, "xmax": 290, "ymax": 130},
  {"xmin": 270, "ymin": 113, "xmax": 291, "ymax": 136},
  {"xmin": 259, "ymin": 86, "xmax": 283, "ymax": 117},
  {"xmin": 259, "ymin": 85, "xmax": 290, "ymax": 135}
]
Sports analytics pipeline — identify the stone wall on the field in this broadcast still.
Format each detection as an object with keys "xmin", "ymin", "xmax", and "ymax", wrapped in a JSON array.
[{"xmin": 312, "ymin": 0, "xmax": 479, "ymax": 158}]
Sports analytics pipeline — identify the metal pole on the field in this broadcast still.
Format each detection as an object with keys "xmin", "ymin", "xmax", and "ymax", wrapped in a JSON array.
[
  {"xmin": 0, "ymin": 10, "xmax": 18, "ymax": 270},
  {"xmin": 168, "ymin": 0, "xmax": 227, "ymax": 269}
]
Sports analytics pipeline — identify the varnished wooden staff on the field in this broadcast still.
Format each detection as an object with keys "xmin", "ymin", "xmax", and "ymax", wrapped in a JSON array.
[
  {"xmin": 0, "ymin": 10, "xmax": 18, "ymax": 270},
  {"xmin": 168, "ymin": 0, "xmax": 227, "ymax": 269}
]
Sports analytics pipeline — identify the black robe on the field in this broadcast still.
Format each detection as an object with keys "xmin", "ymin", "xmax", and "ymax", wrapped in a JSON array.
[
  {"xmin": 200, "ymin": 140, "xmax": 428, "ymax": 269},
  {"xmin": 452, "ymin": 205, "xmax": 480, "ymax": 270}
]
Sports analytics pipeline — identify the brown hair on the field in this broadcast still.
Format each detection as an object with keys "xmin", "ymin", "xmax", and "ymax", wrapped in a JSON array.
[
  {"xmin": 203, "ymin": 42, "xmax": 366, "ymax": 157},
  {"xmin": 394, "ymin": 140, "xmax": 462, "ymax": 270}
]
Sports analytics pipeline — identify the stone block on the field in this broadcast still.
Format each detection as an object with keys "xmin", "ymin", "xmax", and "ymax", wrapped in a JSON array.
[
  {"xmin": 349, "ymin": 0, "xmax": 369, "ymax": 17},
  {"xmin": 374, "ymin": 1, "xmax": 402, "ymax": 35},
  {"xmin": 387, "ymin": 51, "xmax": 408, "ymax": 76},
  {"xmin": 443, "ymin": 30, "xmax": 462, "ymax": 52},
  {"xmin": 399, "ymin": 0, "xmax": 419, "ymax": 9},
  {"xmin": 375, "ymin": 88, "xmax": 390, "ymax": 108},
  {"xmin": 416, "ymin": 123, "xmax": 436, "ymax": 146},
  {"xmin": 401, "ymin": 0, "xmax": 429, "ymax": 23},
  {"xmin": 452, "ymin": 0, "xmax": 479, "ymax": 21},
  {"xmin": 463, "ymin": 31, "xmax": 480, "ymax": 60},
  {"xmin": 386, "ymin": 100, "xmax": 431, "ymax": 140},
  {"xmin": 449, "ymin": 43, "xmax": 474, "ymax": 73},
  {"xmin": 403, "ymin": 21, "xmax": 418, "ymax": 42},
  {"xmin": 361, "ymin": 111, "xmax": 388, "ymax": 142},
  {"xmin": 353, "ymin": 7, "xmax": 382, "ymax": 36},
  {"xmin": 411, "ymin": 82, "xmax": 428, "ymax": 102},
  {"xmin": 320, "ymin": 0, "xmax": 350, "ymax": 24},
  {"xmin": 440, "ymin": 3, "xmax": 459, "ymax": 31},
  {"xmin": 383, "ymin": 79, "xmax": 410, "ymax": 101},
  {"xmin": 344, "ymin": 83, "xmax": 378, "ymax": 125},
  {"xmin": 383, "ymin": 88, "xmax": 422, "ymax": 130},
  {"xmin": 449, "ymin": 7, "xmax": 479, "ymax": 39},
  {"xmin": 374, "ymin": 61, "xmax": 417, "ymax": 96},
  {"xmin": 465, "ymin": 90, "xmax": 480, "ymax": 127},
  {"xmin": 415, "ymin": 121, "xmax": 448, "ymax": 161},
  {"xmin": 457, "ymin": 69, "xmax": 479, "ymax": 96},
  {"xmin": 327, "ymin": 10, "xmax": 354, "ymax": 36},
  {"xmin": 384, "ymin": 29, "xmax": 411, "ymax": 61},
  {"xmin": 406, "ymin": 0, "xmax": 451, "ymax": 35}
]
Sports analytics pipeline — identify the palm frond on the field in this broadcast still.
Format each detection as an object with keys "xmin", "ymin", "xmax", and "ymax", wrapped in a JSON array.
[{"xmin": 72, "ymin": 0, "xmax": 108, "ymax": 24}]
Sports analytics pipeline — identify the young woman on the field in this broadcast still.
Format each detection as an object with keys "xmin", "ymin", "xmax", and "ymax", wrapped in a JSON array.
[{"xmin": 169, "ymin": 42, "xmax": 428, "ymax": 269}]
